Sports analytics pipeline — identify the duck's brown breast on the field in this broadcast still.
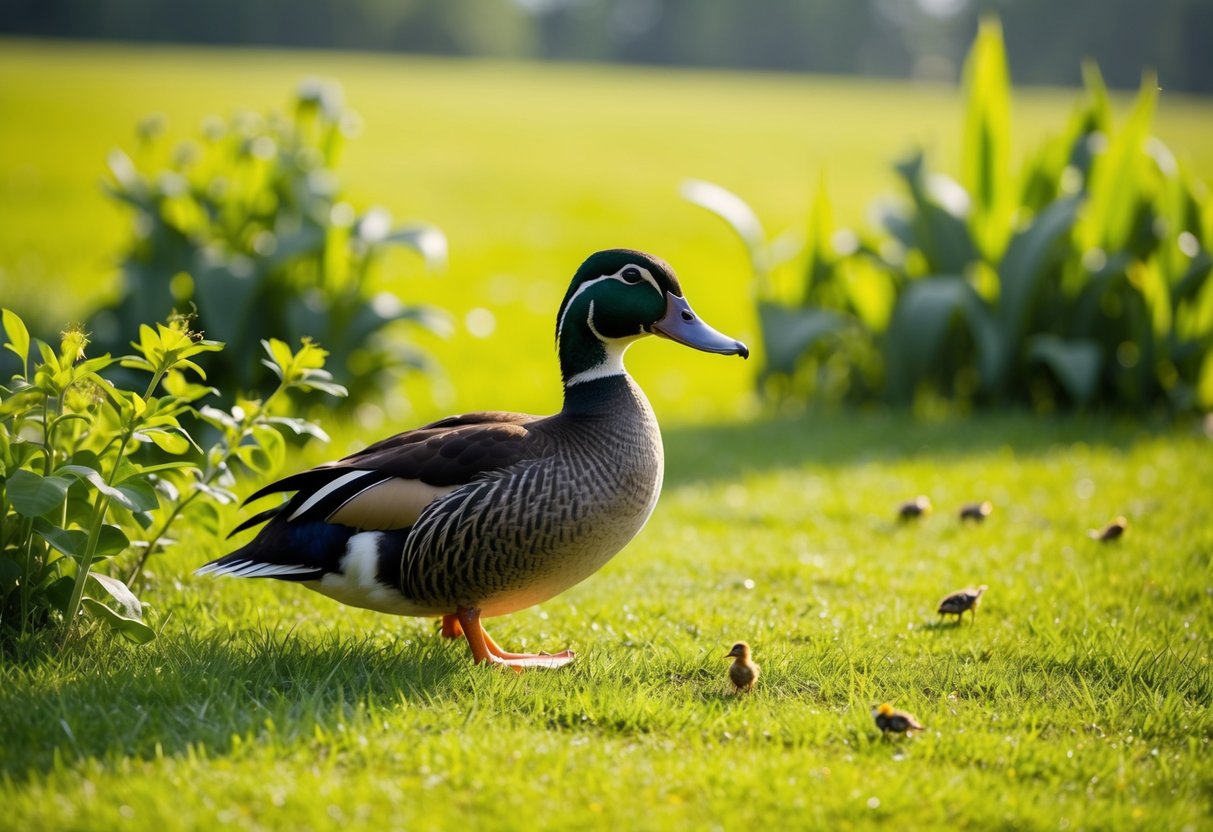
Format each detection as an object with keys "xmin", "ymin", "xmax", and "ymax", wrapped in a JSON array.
[{"xmin": 396, "ymin": 375, "xmax": 663, "ymax": 615}]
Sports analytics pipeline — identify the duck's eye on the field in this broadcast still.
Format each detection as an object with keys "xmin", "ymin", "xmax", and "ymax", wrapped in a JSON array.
[{"xmin": 621, "ymin": 267, "xmax": 643, "ymax": 284}]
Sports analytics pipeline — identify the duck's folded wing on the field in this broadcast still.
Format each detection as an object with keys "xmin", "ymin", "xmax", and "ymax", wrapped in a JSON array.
[{"xmin": 232, "ymin": 412, "xmax": 542, "ymax": 534}]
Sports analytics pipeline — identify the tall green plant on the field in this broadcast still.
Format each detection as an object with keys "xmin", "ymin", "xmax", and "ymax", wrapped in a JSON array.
[
  {"xmin": 686, "ymin": 18, "xmax": 1213, "ymax": 414},
  {"xmin": 91, "ymin": 80, "xmax": 448, "ymax": 408},
  {"xmin": 0, "ymin": 308, "xmax": 345, "ymax": 655}
]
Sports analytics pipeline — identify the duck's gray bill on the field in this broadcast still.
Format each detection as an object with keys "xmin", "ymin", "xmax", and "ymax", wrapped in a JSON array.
[{"xmin": 651, "ymin": 294, "xmax": 749, "ymax": 358}]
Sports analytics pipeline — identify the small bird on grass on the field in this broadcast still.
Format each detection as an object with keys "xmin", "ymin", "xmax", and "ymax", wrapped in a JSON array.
[
  {"xmin": 898, "ymin": 495, "xmax": 932, "ymax": 521},
  {"xmin": 872, "ymin": 703, "xmax": 924, "ymax": 735},
  {"xmin": 725, "ymin": 641, "xmax": 759, "ymax": 693},
  {"xmin": 1089, "ymin": 516, "xmax": 1128, "ymax": 542},
  {"xmin": 937, "ymin": 585, "xmax": 987, "ymax": 624},
  {"xmin": 959, "ymin": 500, "xmax": 993, "ymax": 522}
]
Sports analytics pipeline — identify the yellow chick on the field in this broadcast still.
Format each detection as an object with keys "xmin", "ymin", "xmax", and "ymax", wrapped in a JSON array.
[
  {"xmin": 872, "ymin": 703, "xmax": 924, "ymax": 735},
  {"xmin": 898, "ymin": 495, "xmax": 932, "ymax": 521},
  {"xmin": 937, "ymin": 585, "xmax": 988, "ymax": 624},
  {"xmin": 959, "ymin": 500, "xmax": 993, "ymax": 522},
  {"xmin": 1089, "ymin": 516, "xmax": 1127, "ymax": 542},
  {"xmin": 725, "ymin": 641, "xmax": 759, "ymax": 693}
]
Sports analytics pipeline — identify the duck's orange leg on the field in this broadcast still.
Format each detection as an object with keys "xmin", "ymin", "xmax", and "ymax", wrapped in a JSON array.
[
  {"xmin": 440, "ymin": 613, "xmax": 463, "ymax": 639},
  {"xmin": 456, "ymin": 606, "xmax": 575, "ymax": 670}
]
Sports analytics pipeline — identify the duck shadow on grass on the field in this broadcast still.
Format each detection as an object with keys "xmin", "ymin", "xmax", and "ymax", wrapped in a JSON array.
[
  {"xmin": 0, "ymin": 626, "xmax": 468, "ymax": 782},
  {"xmin": 661, "ymin": 410, "xmax": 1159, "ymax": 488}
]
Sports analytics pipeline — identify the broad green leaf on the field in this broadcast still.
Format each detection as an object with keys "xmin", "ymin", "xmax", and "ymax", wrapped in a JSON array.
[
  {"xmin": 87, "ymin": 571, "xmax": 143, "ymax": 619},
  {"xmin": 1131, "ymin": 258, "xmax": 1171, "ymax": 339},
  {"xmin": 267, "ymin": 416, "xmax": 330, "ymax": 442},
  {"xmin": 32, "ymin": 520, "xmax": 87, "ymax": 558},
  {"xmin": 7, "ymin": 470, "xmax": 74, "ymax": 517},
  {"xmin": 961, "ymin": 16, "xmax": 1013, "ymax": 260},
  {"xmin": 883, "ymin": 276, "xmax": 994, "ymax": 405},
  {"xmin": 801, "ymin": 175, "xmax": 836, "ymax": 304},
  {"xmin": 894, "ymin": 153, "xmax": 976, "ymax": 275},
  {"xmin": 1198, "ymin": 351, "xmax": 1213, "ymax": 410},
  {"xmin": 384, "ymin": 222, "xmax": 448, "ymax": 272},
  {"xmin": 681, "ymin": 178, "xmax": 769, "ymax": 291},
  {"xmin": 756, "ymin": 303, "xmax": 847, "ymax": 378},
  {"xmin": 1029, "ymin": 335, "xmax": 1103, "ymax": 405},
  {"xmin": 0, "ymin": 557, "xmax": 22, "ymax": 592},
  {"xmin": 262, "ymin": 338, "xmax": 295, "ymax": 379},
  {"xmin": 250, "ymin": 423, "xmax": 286, "ymax": 472},
  {"xmin": 994, "ymin": 196, "xmax": 1082, "ymax": 389},
  {"xmin": 81, "ymin": 597, "xmax": 156, "ymax": 645},
  {"xmin": 1080, "ymin": 71, "xmax": 1158, "ymax": 252},
  {"xmin": 96, "ymin": 523, "xmax": 131, "ymax": 558},
  {"xmin": 116, "ymin": 476, "xmax": 159, "ymax": 514},
  {"xmin": 138, "ymin": 427, "xmax": 192, "ymax": 455},
  {"xmin": 57, "ymin": 464, "xmax": 157, "ymax": 513},
  {"xmin": 2, "ymin": 308, "xmax": 31, "ymax": 371}
]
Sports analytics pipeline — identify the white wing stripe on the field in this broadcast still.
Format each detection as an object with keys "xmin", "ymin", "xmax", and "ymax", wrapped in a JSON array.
[
  {"xmin": 195, "ymin": 560, "xmax": 317, "ymax": 578},
  {"xmin": 288, "ymin": 470, "xmax": 377, "ymax": 521}
]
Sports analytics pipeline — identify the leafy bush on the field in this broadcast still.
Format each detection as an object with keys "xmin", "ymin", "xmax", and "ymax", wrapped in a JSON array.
[
  {"xmin": 0, "ymin": 308, "xmax": 344, "ymax": 656},
  {"xmin": 687, "ymin": 19, "xmax": 1213, "ymax": 414},
  {"xmin": 90, "ymin": 80, "xmax": 449, "ymax": 408}
]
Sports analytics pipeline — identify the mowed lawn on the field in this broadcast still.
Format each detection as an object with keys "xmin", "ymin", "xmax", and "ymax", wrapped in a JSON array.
[{"xmin": 1, "ymin": 40, "xmax": 1213, "ymax": 830}]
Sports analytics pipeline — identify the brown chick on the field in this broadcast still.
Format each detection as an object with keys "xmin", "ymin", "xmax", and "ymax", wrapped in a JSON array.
[
  {"xmin": 1089, "ymin": 516, "xmax": 1127, "ymax": 542},
  {"xmin": 725, "ymin": 641, "xmax": 759, "ymax": 693},
  {"xmin": 898, "ymin": 495, "xmax": 932, "ymax": 521},
  {"xmin": 959, "ymin": 500, "xmax": 993, "ymax": 522},
  {"xmin": 937, "ymin": 585, "xmax": 988, "ymax": 624},
  {"xmin": 872, "ymin": 702, "xmax": 924, "ymax": 735}
]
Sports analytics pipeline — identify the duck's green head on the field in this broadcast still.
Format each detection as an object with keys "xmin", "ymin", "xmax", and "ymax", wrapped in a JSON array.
[{"xmin": 555, "ymin": 249, "xmax": 748, "ymax": 386}]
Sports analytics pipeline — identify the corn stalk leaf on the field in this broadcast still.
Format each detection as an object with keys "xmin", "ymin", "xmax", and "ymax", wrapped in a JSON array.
[
  {"xmin": 1029, "ymin": 335, "xmax": 1103, "ymax": 405},
  {"xmin": 962, "ymin": 16, "xmax": 1014, "ymax": 261},
  {"xmin": 1081, "ymin": 71, "xmax": 1159, "ymax": 252},
  {"xmin": 756, "ymin": 303, "xmax": 847, "ymax": 378}
]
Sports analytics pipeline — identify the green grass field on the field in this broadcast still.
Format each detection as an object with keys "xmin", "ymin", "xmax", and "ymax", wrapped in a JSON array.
[{"xmin": 2, "ymin": 40, "xmax": 1212, "ymax": 831}]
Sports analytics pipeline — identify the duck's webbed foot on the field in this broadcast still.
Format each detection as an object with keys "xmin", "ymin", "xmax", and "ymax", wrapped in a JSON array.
[{"xmin": 456, "ymin": 606, "xmax": 576, "ymax": 671}]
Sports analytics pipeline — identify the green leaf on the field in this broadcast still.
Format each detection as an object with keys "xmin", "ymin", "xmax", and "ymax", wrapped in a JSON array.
[
  {"xmin": 57, "ymin": 464, "xmax": 157, "ymax": 513},
  {"xmin": 7, "ymin": 470, "xmax": 74, "ymax": 517},
  {"xmin": 1080, "ymin": 71, "xmax": 1159, "ymax": 252},
  {"xmin": 81, "ymin": 597, "xmax": 155, "ymax": 645},
  {"xmin": 267, "ymin": 416, "xmax": 330, "ymax": 442},
  {"xmin": 894, "ymin": 153, "xmax": 976, "ymax": 275},
  {"xmin": 250, "ymin": 423, "xmax": 286, "ymax": 472},
  {"xmin": 0, "ymin": 557, "xmax": 22, "ymax": 593},
  {"xmin": 681, "ymin": 178, "xmax": 770, "ymax": 291},
  {"xmin": 961, "ymin": 16, "xmax": 1013, "ymax": 261},
  {"xmin": 115, "ymin": 476, "xmax": 159, "ymax": 514},
  {"xmin": 97, "ymin": 523, "xmax": 131, "ymax": 558},
  {"xmin": 384, "ymin": 222, "xmax": 448, "ymax": 272},
  {"xmin": 2, "ymin": 308, "xmax": 31, "ymax": 371},
  {"xmin": 1029, "ymin": 335, "xmax": 1103, "ymax": 405},
  {"xmin": 992, "ymin": 196, "xmax": 1082, "ymax": 389},
  {"xmin": 87, "ymin": 571, "xmax": 143, "ymax": 619},
  {"xmin": 138, "ymin": 427, "xmax": 192, "ymax": 455},
  {"xmin": 756, "ymin": 303, "xmax": 846, "ymax": 377},
  {"xmin": 32, "ymin": 520, "xmax": 88, "ymax": 559}
]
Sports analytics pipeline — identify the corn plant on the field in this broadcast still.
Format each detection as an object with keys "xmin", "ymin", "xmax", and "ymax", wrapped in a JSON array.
[
  {"xmin": 687, "ymin": 17, "xmax": 1213, "ymax": 413},
  {"xmin": 0, "ymin": 308, "xmax": 344, "ymax": 655},
  {"xmin": 90, "ymin": 80, "xmax": 448, "ymax": 409}
]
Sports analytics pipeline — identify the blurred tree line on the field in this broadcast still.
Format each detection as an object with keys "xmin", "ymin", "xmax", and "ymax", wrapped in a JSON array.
[{"xmin": 3, "ymin": 0, "xmax": 1210, "ymax": 93}]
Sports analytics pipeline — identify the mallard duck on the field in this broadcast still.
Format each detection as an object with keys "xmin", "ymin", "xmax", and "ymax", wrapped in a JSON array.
[
  {"xmin": 1089, "ymin": 516, "xmax": 1127, "ymax": 542},
  {"xmin": 898, "ymin": 495, "xmax": 932, "ymax": 521},
  {"xmin": 196, "ymin": 249, "xmax": 748, "ymax": 669},
  {"xmin": 937, "ymin": 584, "xmax": 987, "ymax": 623},
  {"xmin": 725, "ymin": 641, "xmax": 759, "ymax": 693},
  {"xmin": 959, "ymin": 500, "xmax": 993, "ymax": 522},
  {"xmin": 872, "ymin": 702, "xmax": 924, "ymax": 734}
]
